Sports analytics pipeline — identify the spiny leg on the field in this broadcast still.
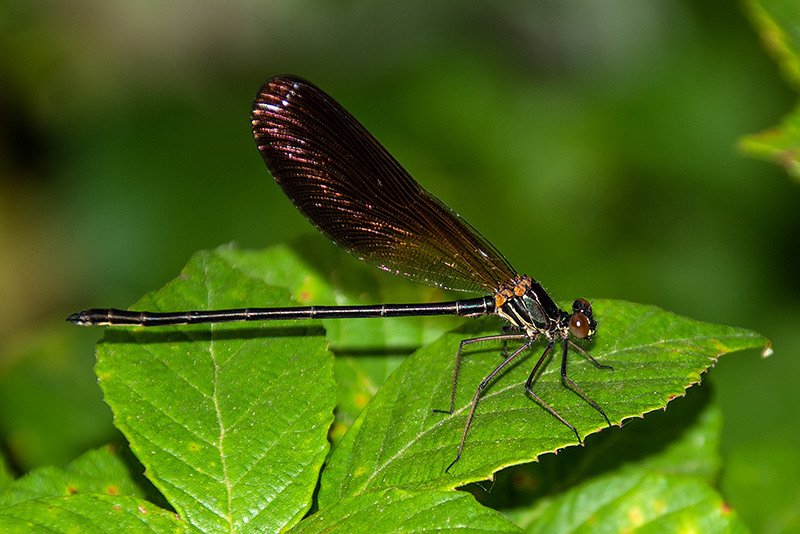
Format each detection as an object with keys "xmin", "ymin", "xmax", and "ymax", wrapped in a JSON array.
[
  {"xmin": 523, "ymin": 340, "xmax": 583, "ymax": 443},
  {"xmin": 560, "ymin": 339, "xmax": 612, "ymax": 427},
  {"xmin": 444, "ymin": 339, "xmax": 533, "ymax": 473}
]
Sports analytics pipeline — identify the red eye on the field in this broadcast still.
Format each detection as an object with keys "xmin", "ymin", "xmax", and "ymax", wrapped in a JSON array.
[{"xmin": 569, "ymin": 313, "xmax": 590, "ymax": 339}]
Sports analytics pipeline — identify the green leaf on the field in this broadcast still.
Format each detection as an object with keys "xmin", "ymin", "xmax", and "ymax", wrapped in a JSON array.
[
  {"xmin": 740, "ymin": 0, "xmax": 800, "ymax": 178},
  {"xmin": 0, "ymin": 445, "xmax": 142, "ymax": 507},
  {"xmin": 95, "ymin": 247, "xmax": 336, "ymax": 534},
  {"xmin": 0, "ymin": 494, "xmax": 198, "ymax": 534},
  {"xmin": 286, "ymin": 489, "xmax": 521, "ymax": 534},
  {"xmin": 319, "ymin": 300, "xmax": 769, "ymax": 503},
  {"xmin": 520, "ymin": 471, "xmax": 749, "ymax": 534}
]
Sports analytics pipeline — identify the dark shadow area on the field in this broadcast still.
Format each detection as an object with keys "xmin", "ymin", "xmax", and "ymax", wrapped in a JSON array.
[{"xmin": 115, "ymin": 442, "xmax": 174, "ymax": 512}]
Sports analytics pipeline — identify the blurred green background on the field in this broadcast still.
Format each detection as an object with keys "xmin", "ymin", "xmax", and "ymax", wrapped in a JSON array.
[{"xmin": 1, "ymin": 0, "xmax": 798, "ymax": 531}]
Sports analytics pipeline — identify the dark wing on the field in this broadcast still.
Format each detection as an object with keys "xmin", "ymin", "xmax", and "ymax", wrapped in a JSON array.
[{"xmin": 251, "ymin": 75, "xmax": 517, "ymax": 293}]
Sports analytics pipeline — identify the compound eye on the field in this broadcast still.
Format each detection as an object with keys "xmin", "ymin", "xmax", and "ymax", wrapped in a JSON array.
[{"xmin": 569, "ymin": 313, "xmax": 591, "ymax": 339}]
